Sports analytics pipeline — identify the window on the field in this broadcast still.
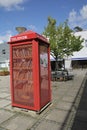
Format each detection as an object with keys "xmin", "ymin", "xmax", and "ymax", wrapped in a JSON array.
[{"xmin": 2, "ymin": 49, "xmax": 6, "ymax": 54}]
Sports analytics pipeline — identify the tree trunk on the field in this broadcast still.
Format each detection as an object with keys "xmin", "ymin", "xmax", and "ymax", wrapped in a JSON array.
[
  {"xmin": 55, "ymin": 60, "xmax": 58, "ymax": 71},
  {"xmin": 63, "ymin": 59, "xmax": 65, "ymax": 70},
  {"xmin": 55, "ymin": 57, "xmax": 59, "ymax": 71}
]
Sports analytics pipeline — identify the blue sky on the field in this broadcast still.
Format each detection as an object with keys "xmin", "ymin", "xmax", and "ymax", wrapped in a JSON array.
[{"xmin": 0, "ymin": 0, "xmax": 87, "ymax": 43}]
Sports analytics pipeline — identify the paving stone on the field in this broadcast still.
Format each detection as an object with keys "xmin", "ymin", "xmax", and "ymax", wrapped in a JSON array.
[
  {"xmin": 4, "ymin": 105, "xmax": 39, "ymax": 118},
  {"xmin": 4, "ymin": 105, "xmax": 14, "ymax": 112},
  {"xmin": 66, "ymin": 92, "xmax": 78, "ymax": 97},
  {"xmin": 62, "ymin": 96, "xmax": 75, "ymax": 103},
  {"xmin": 0, "ymin": 127, "xmax": 7, "ymax": 130},
  {"xmin": 53, "ymin": 89, "xmax": 65, "ymax": 97},
  {"xmin": 0, "ymin": 110, "xmax": 15, "ymax": 124},
  {"xmin": 45, "ymin": 109, "xmax": 69, "ymax": 124},
  {"xmin": 56, "ymin": 101, "xmax": 73, "ymax": 111},
  {"xmin": 33, "ymin": 120, "xmax": 63, "ymax": 130},
  {"xmin": 5, "ymin": 96, "xmax": 11, "ymax": 100},
  {"xmin": 0, "ymin": 93, "xmax": 10, "ymax": 98},
  {"xmin": 0, "ymin": 99, "xmax": 11, "ymax": 108},
  {"xmin": 1, "ymin": 115, "xmax": 36, "ymax": 130}
]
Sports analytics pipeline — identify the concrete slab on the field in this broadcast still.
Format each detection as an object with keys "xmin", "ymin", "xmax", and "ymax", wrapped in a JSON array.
[
  {"xmin": 0, "ymin": 99, "xmax": 11, "ymax": 108},
  {"xmin": 56, "ymin": 101, "xmax": 73, "ymax": 111},
  {"xmin": 66, "ymin": 91, "xmax": 78, "ymax": 97},
  {"xmin": 0, "ymin": 127, "xmax": 7, "ymax": 130},
  {"xmin": 45, "ymin": 109, "xmax": 69, "ymax": 125},
  {"xmin": 5, "ymin": 105, "xmax": 38, "ymax": 118},
  {"xmin": 5, "ymin": 96, "xmax": 11, "ymax": 100},
  {"xmin": 0, "ymin": 110, "xmax": 15, "ymax": 124},
  {"xmin": 1, "ymin": 115, "xmax": 36, "ymax": 130},
  {"xmin": 33, "ymin": 119, "xmax": 63, "ymax": 130},
  {"xmin": 62, "ymin": 96, "xmax": 75, "ymax": 103},
  {"xmin": 0, "ymin": 93, "xmax": 10, "ymax": 98}
]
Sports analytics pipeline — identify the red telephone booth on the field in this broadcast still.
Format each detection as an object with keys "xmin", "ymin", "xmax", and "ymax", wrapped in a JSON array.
[{"xmin": 9, "ymin": 31, "xmax": 51, "ymax": 112}]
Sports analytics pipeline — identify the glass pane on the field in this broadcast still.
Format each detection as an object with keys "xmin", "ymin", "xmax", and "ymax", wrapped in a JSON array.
[
  {"xmin": 12, "ymin": 44, "xmax": 34, "ymax": 107},
  {"xmin": 40, "ymin": 44, "xmax": 49, "ymax": 107}
]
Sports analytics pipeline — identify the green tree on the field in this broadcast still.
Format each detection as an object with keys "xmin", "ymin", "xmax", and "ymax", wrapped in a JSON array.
[{"xmin": 43, "ymin": 17, "xmax": 84, "ymax": 70}]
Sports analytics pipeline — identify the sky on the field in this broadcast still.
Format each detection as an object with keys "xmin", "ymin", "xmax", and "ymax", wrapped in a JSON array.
[{"xmin": 0, "ymin": 0, "xmax": 87, "ymax": 43}]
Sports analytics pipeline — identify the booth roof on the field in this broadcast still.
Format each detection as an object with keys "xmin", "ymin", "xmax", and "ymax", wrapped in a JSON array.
[{"xmin": 10, "ymin": 30, "xmax": 49, "ymax": 43}]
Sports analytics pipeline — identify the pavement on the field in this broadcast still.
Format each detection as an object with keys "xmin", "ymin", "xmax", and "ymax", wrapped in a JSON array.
[{"xmin": 0, "ymin": 69, "xmax": 87, "ymax": 130}]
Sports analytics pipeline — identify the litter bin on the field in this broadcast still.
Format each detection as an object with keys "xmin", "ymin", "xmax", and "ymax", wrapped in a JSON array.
[{"xmin": 9, "ymin": 30, "xmax": 51, "ymax": 112}]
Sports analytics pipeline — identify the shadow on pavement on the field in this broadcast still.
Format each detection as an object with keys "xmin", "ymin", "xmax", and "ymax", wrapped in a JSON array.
[
  {"xmin": 59, "ymin": 72, "xmax": 87, "ymax": 130},
  {"xmin": 71, "ymin": 77, "xmax": 87, "ymax": 130}
]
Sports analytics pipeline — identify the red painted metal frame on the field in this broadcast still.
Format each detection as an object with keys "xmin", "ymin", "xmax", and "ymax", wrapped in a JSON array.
[
  {"xmin": 32, "ymin": 40, "xmax": 41, "ymax": 110},
  {"xmin": 47, "ymin": 46, "xmax": 52, "ymax": 102},
  {"xmin": 9, "ymin": 31, "xmax": 51, "ymax": 112}
]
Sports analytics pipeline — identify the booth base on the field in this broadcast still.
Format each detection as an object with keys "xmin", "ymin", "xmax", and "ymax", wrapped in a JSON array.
[
  {"xmin": 36, "ymin": 102, "xmax": 52, "ymax": 114},
  {"xmin": 11, "ymin": 102, "xmax": 52, "ymax": 115}
]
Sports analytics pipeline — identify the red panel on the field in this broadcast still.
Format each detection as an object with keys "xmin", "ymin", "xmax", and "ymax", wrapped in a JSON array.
[{"xmin": 12, "ymin": 44, "xmax": 34, "ymax": 107}]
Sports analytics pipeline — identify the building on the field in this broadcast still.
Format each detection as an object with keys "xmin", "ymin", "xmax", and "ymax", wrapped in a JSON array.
[
  {"xmin": 65, "ymin": 30, "xmax": 87, "ymax": 69},
  {"xmin": 0, "ymin": 43, "xmax": 9, "ymax": 71}
]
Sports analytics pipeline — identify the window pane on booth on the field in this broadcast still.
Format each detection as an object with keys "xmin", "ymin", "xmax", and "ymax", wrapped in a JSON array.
[
  {"xmin": 40, "ymin": 44, "xmax": 49, "ymax": 107},
  {"xmin": 12, "ymin": 44, "xmax": 34, "ymax": 107}
]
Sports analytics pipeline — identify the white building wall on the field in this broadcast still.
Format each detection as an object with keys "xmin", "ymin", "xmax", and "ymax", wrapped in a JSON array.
[
  {"xmin": 71, "ymin": 30, "xmax": 87, "ymax": 60},
  {"xmin": 65, "ymin": 58, "xmax": 72, "ymax": 70},
  {"xmin": 65, "ymin": 30, "xmax": 87, "ymax": 69}
]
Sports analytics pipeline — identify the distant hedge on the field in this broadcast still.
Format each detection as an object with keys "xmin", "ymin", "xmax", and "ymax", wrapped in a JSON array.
[{"xmin": 0, "ymin": 71, "xmax": 10, "ymax": 76}]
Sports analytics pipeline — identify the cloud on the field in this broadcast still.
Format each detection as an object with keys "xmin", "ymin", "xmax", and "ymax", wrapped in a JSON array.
[
  {"xmin": 0, "ymin": 31, "xmax": 12, "ymax": 44},
  {"xmin": 0, "ymin": 0, "xmax": 26, "ymax": 10},
  {"xmin": 28, "ymin": 24, "xmax": 37, "ymax": 31},
  {"xmin": 68, "ymin": 5, "xmax": 87, "ymax": 29},
  {"xmin": 80, "ymin": 5, "xmax": 87, "ymax": 19}
]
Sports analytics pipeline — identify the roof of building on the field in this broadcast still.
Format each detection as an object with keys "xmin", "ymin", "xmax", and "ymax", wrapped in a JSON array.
[{"xmin": 72, "ymin": 47, "xmax": 87, "ymax": 60}]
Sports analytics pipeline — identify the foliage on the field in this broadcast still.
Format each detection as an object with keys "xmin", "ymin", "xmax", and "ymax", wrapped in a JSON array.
[
  {"xmin": 43, "ymin": 17, "xmax": 84, "ymax": 60},
  {"xmin": 0, "ymin": 67, "xmax": 9, "ymax": 76}
]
